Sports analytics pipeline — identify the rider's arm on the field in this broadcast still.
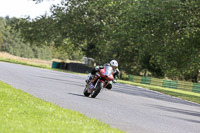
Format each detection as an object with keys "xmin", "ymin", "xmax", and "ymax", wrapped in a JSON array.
[{"xmin": 91, "ymin": 65, "xmax": 104, "ymax": 75}]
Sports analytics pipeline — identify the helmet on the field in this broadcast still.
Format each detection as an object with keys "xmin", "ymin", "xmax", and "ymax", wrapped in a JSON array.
[{"xmin": 110, "ymin": 60, "xmax": 118, "ymax": 68}]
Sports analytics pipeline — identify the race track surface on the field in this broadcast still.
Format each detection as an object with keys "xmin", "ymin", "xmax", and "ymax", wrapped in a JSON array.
[{"xmin": 0, "ymin": 62, "xmax": 200, "ymax": 133}]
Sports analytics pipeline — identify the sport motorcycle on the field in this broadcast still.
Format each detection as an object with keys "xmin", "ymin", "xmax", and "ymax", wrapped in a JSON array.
[{"xmin": 83, "ymin": 66, "xmax": 114, "ymax": 98}]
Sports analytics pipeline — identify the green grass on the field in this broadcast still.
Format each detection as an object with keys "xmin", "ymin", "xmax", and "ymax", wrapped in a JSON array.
[
  {"xmin": 0, "ymin": 81, "xmax": 123, "ymax": 133},
  {"xmin": 118, "ymin": 80, "xmax": 200, "ymax": 104}
]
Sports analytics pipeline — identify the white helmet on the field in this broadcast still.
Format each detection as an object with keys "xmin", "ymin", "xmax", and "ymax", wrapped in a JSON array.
[{"xmin": 110, "ymin": 60, "xmax": 118, "ymax": 67}]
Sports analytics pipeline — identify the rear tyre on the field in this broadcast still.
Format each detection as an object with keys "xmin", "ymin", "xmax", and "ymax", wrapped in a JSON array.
[
  {"xmin": 83, "ymin": 86, "xmax": 90, "ymax": 97},
  {"xmin": 91, "ymin": 82, "xmax": 103, "ymax": 98}
]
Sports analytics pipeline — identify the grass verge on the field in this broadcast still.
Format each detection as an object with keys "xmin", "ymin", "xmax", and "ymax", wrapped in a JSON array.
[
  {"xmin": 118, "ymin": 80, "xmax": 200, "ymax": 104},
  {"xmin": 0, "ymin": 57, "xmax": 50, "ymax": 69},
  {"xmin": 0, "ymin": 81, "xmax": 123, "ymax": 133}
]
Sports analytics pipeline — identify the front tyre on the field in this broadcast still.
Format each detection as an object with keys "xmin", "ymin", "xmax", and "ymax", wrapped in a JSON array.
[{"xmin": 91, "ymin": 82, "xmax": 103, "ymax": 98}]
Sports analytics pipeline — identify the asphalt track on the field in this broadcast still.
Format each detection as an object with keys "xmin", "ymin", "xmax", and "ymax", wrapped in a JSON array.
[{"xmin": 0, "ymin": 62, "xmax": 200, "ymax": 133}]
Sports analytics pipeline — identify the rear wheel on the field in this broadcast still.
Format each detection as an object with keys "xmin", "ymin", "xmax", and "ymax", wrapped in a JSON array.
[
  {"xmin": 83, "ymin": 86, "xmax": 90, "ymax": 97},
  {"xmin": 91, "ymin": 82, "xmax": 103, "ymax": 98}
]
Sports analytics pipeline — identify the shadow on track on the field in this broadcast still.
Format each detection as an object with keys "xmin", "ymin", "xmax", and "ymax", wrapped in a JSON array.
[
  {"xmin": 68, "ymin": 93, "xmax": 85, "ymax": 97},
  {"xmin": 68, "ymin": 93, "xmax": 100, "ymax": 100}
]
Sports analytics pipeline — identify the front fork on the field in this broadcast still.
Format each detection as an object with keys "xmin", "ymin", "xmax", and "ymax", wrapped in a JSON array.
[
  {"xmin": 89, "ymin": 79, "xmax": 105, "ymax": 93},
  {"xmin": 90, "ymin": 79, "xmax": 100, "ymax": 92}
]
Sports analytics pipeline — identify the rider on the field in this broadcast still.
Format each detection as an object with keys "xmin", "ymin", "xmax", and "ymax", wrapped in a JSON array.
[{"xmin": 85, "ymin": 60, "xmax": 120, "ymax": 90}]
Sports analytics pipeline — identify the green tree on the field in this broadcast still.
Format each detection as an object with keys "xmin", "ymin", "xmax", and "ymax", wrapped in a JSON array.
[{"xmin": 13, "ymin": 0, "xmax": 200, "ymax": 81}]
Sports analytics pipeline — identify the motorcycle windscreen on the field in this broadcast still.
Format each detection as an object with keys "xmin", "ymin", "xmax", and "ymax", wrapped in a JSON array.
[{"xmin": 104, "ymin": 66, "xmax": 114, "ymax": 80}]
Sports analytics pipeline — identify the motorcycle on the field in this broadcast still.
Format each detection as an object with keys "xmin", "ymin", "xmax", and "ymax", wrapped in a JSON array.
[{"xmin": 83, "ymin": 65, "xmax": 114, "ymax": 98}]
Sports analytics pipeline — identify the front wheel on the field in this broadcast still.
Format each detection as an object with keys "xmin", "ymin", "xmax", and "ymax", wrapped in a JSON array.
[{"xmin": 91, "ymin": 82, "xmax": 103, "ymax": 98}]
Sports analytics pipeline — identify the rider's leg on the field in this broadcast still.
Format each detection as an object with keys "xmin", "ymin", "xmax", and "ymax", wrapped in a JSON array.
[
  {"xmin": 86, "ymin": 66, "xmax": 101, "ymax": 83},
  {"xmin": 86, "ymin": 73, "xmax": 93, "ymax": 83}
]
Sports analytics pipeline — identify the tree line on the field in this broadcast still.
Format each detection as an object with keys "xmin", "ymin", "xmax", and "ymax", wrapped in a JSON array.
[
  {"xmin": 0, "ymin": 16, "xmax": 83, "ymax": 60},
  {"xmin": 0, "ymin": 17, "xmax": 52, "ymax": 60},
  {"xmin": 11, "ymin": 0, "xmax": 200, "ymax": 82}
]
